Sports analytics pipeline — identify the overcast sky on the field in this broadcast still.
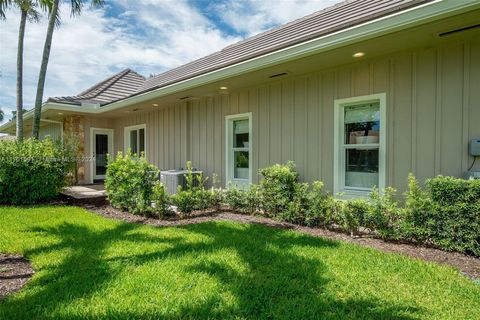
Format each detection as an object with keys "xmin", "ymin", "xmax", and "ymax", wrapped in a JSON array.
[{"xmin": 0, "ymin": 0, "xmax": 337, "ymax": 123}]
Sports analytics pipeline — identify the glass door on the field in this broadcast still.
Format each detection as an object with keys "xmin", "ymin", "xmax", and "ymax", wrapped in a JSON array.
[
  {"xmin": 95, "ymin": 134, "xmax": 108, "ymax": 179},
  {"xmin": 92, "ymin": 129, "xmax": 113, "ymax": 181}
]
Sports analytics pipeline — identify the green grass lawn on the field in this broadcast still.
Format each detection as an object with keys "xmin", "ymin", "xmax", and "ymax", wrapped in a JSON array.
[{"xmin": 0, "ymin": 206, "xmax": 479, "ymax": 319}]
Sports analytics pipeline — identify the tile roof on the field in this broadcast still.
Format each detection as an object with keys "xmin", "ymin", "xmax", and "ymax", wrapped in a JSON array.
[
  {"xmin": 138, "ymin": 0, "xmax": 433, "ymax": 94},
  {"xmin": 48, "ymin": 69, "xmax": 145, "ymax": 105},
  {"xmin": 47, "ymin": 0, "xmax": 433, "ymax": 107}
]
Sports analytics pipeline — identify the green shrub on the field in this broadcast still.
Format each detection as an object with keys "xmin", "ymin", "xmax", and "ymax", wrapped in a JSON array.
[
  {"xmin": 105, "ymin": 151, "xmax": 159, "ymax": 214},
  {"xmin": 400, "ymin": 174, "xmax": 433, "ymax": 242},
  {"xmin": 279, "ymin": 182, "xmax": 310, "ymax": 224},
  {"xmin": 305, "ymin": 181, "xmax": 336, "ymax": 228},
  {"xmin": 365, "ymin": 187, "xmax": 401, "ymax": 239},
  {"xmin": 224, "ymin": 184, "xmax": 260, "ymax": 215},
  {"xmin": 171, "ymin": 161, "xmax": 196, "ymax": 215},
  {"xmin": 151, "ymin": 182, "xmax": 171, "ymax": 218},
  {"xmin": 259, "ymin": 161, "xmax": 298, "ymax": 216},
  {"xmin": 195, "ymin": 188, "xmax": 216, "ymax": 211},
  {"xmin": 209, "ymin": 174, "xmax": 225, "ymax": 211},
  {"xmin": 171, "ymin": 161, "xmax": 218, "ymax": 215},
  {"xmin": 244, "ymin": 184, "xmax": 261, "ymax": 215},
  {"xmin": 212, "ymin": 188, "xmax": 225, "ymax": 210},
  {"xmin": 171, "ymin": 190, "xmax": 196, "ymax": 216},
  {"xmin": 0, "ymin": 138, "xmax": 76, "ymax": 204},
  {"xmin": 339, "ymin": 199, "xmax": 370, "ymax": 236},
  {"xmin": 224, "ymin": 185, "xmax": 246, "ymax": 212},
  {"xmin": 426, "ymin": 176, "xmax": 480, "ymax": 256}
]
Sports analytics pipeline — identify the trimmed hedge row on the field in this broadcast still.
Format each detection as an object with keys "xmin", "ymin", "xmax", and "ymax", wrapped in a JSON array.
[
  {"xmin": 0, "ymin": 138, "xmax": 76, "ymax": 204},
  {"xmin": 104, "ymin": 155, "xmax": 480, "ymax": 257},
  {"xmin": 426, "ymin": 176, "xmax": 480, "ymax": 255},
  {"xmin": 226, "ymin": 163, "xmax": 479, "ymax": 257}
]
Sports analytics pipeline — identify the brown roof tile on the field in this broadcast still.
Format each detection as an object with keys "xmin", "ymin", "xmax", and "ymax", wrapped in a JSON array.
[
  {"xmin": 47, "ymin": 0, "xmax": 433, "ymax": 107},
  {"xmin": 138, "ymin": 0, "xmax": 433, "ymax": 93},
  {"xmin": 48, "ymin": 68, "xmax": 145, "ymax": 105}
]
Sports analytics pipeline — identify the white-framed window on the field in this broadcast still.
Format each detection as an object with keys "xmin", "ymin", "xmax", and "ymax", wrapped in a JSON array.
[
  {"xmin": 334, "ymin": 93, "xmax": 386, "ymax": 197},
  {"xmin": 124, "ymin": 124, "xmax": 146, "ymax": 156},
  {"xmin": 226, "ymin": 113, "xmax": 252, "ymax": 187}
]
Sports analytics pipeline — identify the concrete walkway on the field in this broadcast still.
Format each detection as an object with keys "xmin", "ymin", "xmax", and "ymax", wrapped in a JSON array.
[{"xmin": 62, "ymin": 184, "xmax": 106, "ymax": 199}]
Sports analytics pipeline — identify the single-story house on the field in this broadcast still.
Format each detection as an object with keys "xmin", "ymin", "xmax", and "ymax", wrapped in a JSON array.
[{"xmin": 1, "ymin": 0, "xmax": 480, "ymax": 197}]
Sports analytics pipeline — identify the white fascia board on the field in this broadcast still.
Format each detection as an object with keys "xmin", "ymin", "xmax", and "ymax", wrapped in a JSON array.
[{"xmin": 0, "ymin": 102, "xmax": 97, "ymax": 132}]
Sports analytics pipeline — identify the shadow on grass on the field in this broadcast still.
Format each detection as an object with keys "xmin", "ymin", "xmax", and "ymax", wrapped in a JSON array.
[{"xmin": 0, "ymin": 219, "xmax": 421, "ymax": 319}]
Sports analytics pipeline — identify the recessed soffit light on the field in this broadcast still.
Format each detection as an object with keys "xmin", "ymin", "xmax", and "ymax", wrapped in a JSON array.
[
  {"xmin": 152, "ymin": 103, "xmax": 159, "ymax": 107},
  {"xmin": 219, "ymin": 86, "xmax": 228, "ymax": 90},
  {"xmin": 353, "ymin": 52, "xmax": 365, "ymax": 58}
]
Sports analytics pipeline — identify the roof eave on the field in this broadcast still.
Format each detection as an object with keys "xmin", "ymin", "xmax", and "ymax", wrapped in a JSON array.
[
  {"xmin": 1, "ymin": 0, "xmax": 478, "ymax": 133},
  {"xmin": 97, "ymin": 0, "xmax": 479, "ymax": 113},
  {"xmin": 0, "ymin": 102, "xmax": 99, "ymax": 133}
]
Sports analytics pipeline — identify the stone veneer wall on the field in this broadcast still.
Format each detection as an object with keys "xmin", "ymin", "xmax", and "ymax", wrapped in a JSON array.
[{"xmin": 63, "ymin": 115, "xmax": 85, "ymax": 184}]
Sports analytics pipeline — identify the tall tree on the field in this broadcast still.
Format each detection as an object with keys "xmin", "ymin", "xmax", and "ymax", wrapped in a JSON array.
[
  {"xmin": 0, "ymin": 108, "xmax": 4, "ymax": 122},
  {"xmin": 32, "ymin": 0, "xmax": 104, "ymax": 139},
  {"xmin": 0, "ymin": 0, "xmax": 41, "ymax": 141}
]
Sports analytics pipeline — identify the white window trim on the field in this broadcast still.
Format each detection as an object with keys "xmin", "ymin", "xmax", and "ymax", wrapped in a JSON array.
[
  {"xmin": 333, "ymin": 93, "xmax": 386, "ymax": 198},
  {"xmin": 124, "ymin": 124, "xmax": 147, "ymax": 157},
  {"xmin": 89, "ymin": 127, "xmax": 114, "ymax": 184},
  {"xmin": 225, "ymin": 112, "xmax": 252, "ymax": 187}
]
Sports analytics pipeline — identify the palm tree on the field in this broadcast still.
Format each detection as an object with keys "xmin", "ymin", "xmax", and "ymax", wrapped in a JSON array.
[
  {"xmin": 0, "ymin": 0, "xmax": 41, "ymax": 141},
  {"xmin": 32, "ymin": 0, "xmax": 104, "ymax": 139}
]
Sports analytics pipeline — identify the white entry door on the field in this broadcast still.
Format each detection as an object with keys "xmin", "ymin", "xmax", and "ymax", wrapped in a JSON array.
[{"xmin": 91, "ymin": 128, "xmax": 114, "ymax": 181}]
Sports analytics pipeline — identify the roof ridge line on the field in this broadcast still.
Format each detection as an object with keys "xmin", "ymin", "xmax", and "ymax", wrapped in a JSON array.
[
  {"xmin": 77, "ymin": 68, "xmax": 132, "ymax": 98},
  {"xmin": 87, "ymin": 69, "xmax": 135, "ymax": 99}
]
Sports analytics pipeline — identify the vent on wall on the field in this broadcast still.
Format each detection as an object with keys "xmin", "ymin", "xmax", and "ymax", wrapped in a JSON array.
[
  {"xmin": 269, "ymin": 72, "xmax": 288, "ymax": 79},
  {"xmin": 438, "ymin": 24, "xmax": 480, "ymax": 37}
]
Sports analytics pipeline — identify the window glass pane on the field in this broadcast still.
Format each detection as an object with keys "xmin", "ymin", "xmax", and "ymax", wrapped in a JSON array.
[
  {"xmin": 345, "ymin": 148, "xmax": 379, "ymax": 188},
  {"xmin": 233, "ymin": 119, "xmax": 249, "ymax": 148},
  {"xmin": 234, "ymin": 150, "xmax": 249, "ymax": 179},
  {"xmin": 130, "ymin": 130, "xmax": 138, "ymax": 154},
  {"xmin": 345, "ymin": 103, "xmax": 380, "ymax": 144},
  {"xmin": 139, "ymin": 128, "xmax": 145, "ymax": 154},
  {"xmin": 95, "ymin": 134, "xmax": 108, "ymax": 176}
]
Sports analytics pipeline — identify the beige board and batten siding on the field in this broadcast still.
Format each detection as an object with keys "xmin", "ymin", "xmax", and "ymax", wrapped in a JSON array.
[
  {"xmin": 23, "ymin": 123, "xmax": 62, "ymax": 141},
  {"xmin": 112, "ymin": 102, "xmax": 189, "ymax": 171},
  {"xmin": 108, "ymin": 38, "xmax": 480, "ymax": 193},
  {"xmin": 39, "ymin": 123, "xmax": 62, "ymax": 141}
]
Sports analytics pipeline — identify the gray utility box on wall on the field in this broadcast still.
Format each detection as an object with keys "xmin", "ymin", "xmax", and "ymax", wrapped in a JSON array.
[
  {"xmin": 469, "ymin": 139, "xmax": 480, "ymax": 156},
  {"xmin": 160, "ymin": 170, "xmax": 203, "ymax": 195}
]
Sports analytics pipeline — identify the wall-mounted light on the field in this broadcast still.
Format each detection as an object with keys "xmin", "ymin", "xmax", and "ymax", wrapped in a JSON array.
[
  {"xmin": 57, "ymin": 112, "xmax": 63, "ymax": 115},
  {"xmin": 352, "ymin": 52, "xmax": 365, "ymax": 58},
  {"xmin": 152, "ymin": 103, "xmax": 159, "ymax": 107},
  {"xmin": 219, "ymin": 86, "xmax": 228, "ymax": 90}
]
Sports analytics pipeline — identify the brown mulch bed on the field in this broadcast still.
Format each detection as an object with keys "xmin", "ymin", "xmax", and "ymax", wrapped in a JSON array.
[
  {"xmin": 0, "ymin": 254, "xmax": 34, "ymax": 300},
  {"xmin": 70, "ymin": 200, "xmax": 480, "ymax": 280}
]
